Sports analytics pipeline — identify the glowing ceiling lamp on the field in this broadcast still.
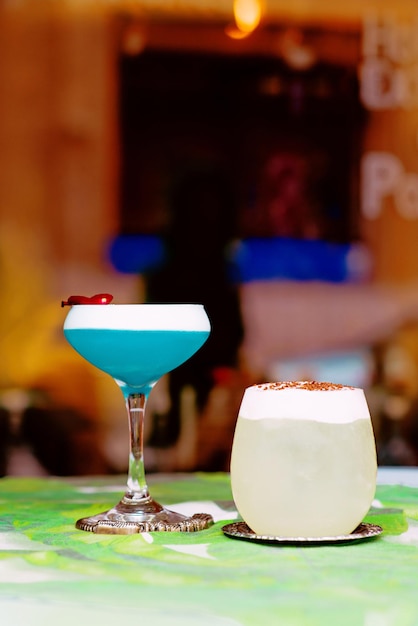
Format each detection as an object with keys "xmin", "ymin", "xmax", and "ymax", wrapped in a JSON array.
[{"xmin": 226, "ymin": 0, "xmax": 263, "ymax": 39}]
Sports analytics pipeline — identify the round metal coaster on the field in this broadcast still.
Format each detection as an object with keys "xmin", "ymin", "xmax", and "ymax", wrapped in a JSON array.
[{"xmin": 221, "ymin": 521, "xmax": 383, "ymax": 545}]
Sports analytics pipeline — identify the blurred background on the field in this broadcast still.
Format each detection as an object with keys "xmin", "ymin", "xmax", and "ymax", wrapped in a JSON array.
[{"xmin": 1, "ymin": 0, "xmax": 418, "ymax": 477}]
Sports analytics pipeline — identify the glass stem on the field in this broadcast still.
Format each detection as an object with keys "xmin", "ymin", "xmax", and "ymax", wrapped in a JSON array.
[{"xmin": 125, "ymin": 393, "xmax": 149, "ymax": 501}]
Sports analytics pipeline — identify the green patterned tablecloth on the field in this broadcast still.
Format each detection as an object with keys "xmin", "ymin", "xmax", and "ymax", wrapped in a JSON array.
[{"xmin": 1, "ymin": 471, "xmax": 418, "ymax": 626}]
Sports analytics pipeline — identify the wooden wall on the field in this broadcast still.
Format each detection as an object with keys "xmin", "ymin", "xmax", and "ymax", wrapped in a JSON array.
[
  {"xmin": 0, "ymin": 7, "xmax": 136, "ymax": 419},
  {"xmin": 0, "ymin": 8, "xmax": 119, "ymax": 275}
]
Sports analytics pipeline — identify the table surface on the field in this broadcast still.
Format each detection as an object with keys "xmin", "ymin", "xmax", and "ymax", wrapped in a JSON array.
[{"xmin": 1, "ymin": 468, "xmax": 418, "ymax": 626}]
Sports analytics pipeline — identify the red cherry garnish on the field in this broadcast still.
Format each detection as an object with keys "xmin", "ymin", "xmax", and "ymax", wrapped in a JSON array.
[{"xmin": 61, "ymin": 293, "xmax": 113, "ymax": 307}]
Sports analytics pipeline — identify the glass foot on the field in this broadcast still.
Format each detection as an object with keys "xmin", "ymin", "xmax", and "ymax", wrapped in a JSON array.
[{"xmin": 75, "ymin": 497, "xmax": 214, "ymax": 534}]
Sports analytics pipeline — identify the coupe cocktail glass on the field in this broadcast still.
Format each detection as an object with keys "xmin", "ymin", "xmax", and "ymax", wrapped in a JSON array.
[{"xmin": 63, "ymin": 302, "xmax": 214, "ymax": 534}]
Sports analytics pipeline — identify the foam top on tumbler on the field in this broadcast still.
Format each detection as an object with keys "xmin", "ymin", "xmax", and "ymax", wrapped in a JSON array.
[
  {"xmin": 239, "ymin": 381, "xmax": 371, "ymax": 424},
  {"xmin": 64, "ymin": 304, "xmax": 211, "ymax": 332}
]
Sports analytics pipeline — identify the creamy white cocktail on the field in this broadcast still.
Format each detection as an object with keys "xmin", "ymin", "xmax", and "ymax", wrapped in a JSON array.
[{"xmin": 230, "ymin": 381, "xmax": 377, "ymax": 538}]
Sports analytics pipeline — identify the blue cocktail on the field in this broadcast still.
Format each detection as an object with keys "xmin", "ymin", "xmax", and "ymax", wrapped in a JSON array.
[{"xmin": 63, "ymin": 303, "xmax": 213, "ymax": 533}]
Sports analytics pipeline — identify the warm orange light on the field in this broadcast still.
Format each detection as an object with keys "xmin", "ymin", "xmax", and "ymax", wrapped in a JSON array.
[
  {"xmin": 281, "ymin": 28, "xmax": 316, "ymax": 70},
  {"xmin": 225, "ymin": 24, "xmax": 253, "ymax": 40},
  {"xmin": 233, "ymin": 0, "xmax": 262, "ymax": 34},
  {"xmin": 121, "ymin": 22, "xmax": 147, "ymax": 56}
]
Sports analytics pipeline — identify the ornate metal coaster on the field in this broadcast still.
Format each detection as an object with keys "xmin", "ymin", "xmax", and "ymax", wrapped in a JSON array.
[
  {"xmin": 221, "ymin": 521, "xmax": 383, "ymax": 545},
  {"xmin": 76, "ymin": 513, "xmax": 214, "ymax": 535}
]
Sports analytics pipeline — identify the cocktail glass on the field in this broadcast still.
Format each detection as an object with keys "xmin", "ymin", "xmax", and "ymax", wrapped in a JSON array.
[
  {"xmin": 63, "ymin": 302, "xmax": 214, "ymax": 534},
  {"xmin": 230, "ymin": 381, "xmax": 377, "ymax": 538}
]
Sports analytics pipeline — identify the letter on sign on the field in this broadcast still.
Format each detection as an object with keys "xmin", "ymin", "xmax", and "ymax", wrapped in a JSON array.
[{"xmin": 361, "ymin": 152, "xmax": 403, "ymax": 219}]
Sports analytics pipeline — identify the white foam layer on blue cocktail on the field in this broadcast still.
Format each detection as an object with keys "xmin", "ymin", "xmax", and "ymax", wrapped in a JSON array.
[{"xmin": 63, "ymin": 304, "xmax": 211, "ymax": 332}]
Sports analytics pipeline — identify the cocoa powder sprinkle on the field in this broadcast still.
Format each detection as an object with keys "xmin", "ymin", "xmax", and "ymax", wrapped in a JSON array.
[{"xmin": 255, "ymin": 381, "xmax": 354, "ymax": 391}]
